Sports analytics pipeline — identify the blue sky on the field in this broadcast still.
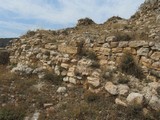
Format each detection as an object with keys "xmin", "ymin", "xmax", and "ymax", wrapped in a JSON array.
[{"xmin": 0, "ymin": 0, "xmax": 145, "ymax": 38}]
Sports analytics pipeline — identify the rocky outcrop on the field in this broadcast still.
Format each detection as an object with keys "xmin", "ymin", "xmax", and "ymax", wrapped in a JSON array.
[{"xmin": 76, "ymin": 18, "xmax": 95, "ymax": 26}]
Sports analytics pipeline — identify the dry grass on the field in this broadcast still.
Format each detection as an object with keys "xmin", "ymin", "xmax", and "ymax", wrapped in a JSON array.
[
  {"xmin": 0, "ymin": 104, "xmax": 26, "ymax": 120},
  {"xmin": 0, "ymin": 66, "xmax": 159, "ymax": 120},
  {"xmin": 117, "ymin": 74, "xmax": 130, "ymax": 84},
  {"xmin": 119, "ymin": 53, "xmax": 144, "ymax": 79},
  {"xmin": 43, "ymin": 72, "xmax": 63, "ymax": 85}
]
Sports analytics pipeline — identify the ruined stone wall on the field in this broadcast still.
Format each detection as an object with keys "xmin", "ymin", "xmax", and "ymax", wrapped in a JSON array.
[
  {"xmin": 91, "ymin": 39, "xmax": 160, "ymax": 74},
  {"xmin": 5, "ymin": 0, "xmax": 160, "ymax": 112},
  {"xmin": 8, "ymin": 37, "xmax": 160, "ymax": 83}
]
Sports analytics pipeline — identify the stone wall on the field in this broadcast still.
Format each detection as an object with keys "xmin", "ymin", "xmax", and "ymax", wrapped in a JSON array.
[
  {"xmin": 8, "ymin": 37, "xmax": 160, "ymax": 83},
  {"xmin": 6, "ymin": 0, "xmax": 160, "ymax": 111},
  {"xmin": 5, "ymin": 36, "xmax": 160, "ymax": 113},
  {"xmin": 92, "ymin": 39, "xmax": 160, "ymax": 73}
]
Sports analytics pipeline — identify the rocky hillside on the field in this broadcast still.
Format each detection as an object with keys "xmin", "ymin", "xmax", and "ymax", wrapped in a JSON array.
[
  {"xmin": 130, "ymin": 0, "xmax": 160, "ymax": 41},
  {"xmin": 1, "ymin": 0, "xmax": 160, "ymax": 119}
]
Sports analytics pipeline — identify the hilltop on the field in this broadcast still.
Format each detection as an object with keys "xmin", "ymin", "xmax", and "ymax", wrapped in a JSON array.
[{"xmin": 0, "ymin": 0, "xmax": 160, "ymax": 120}]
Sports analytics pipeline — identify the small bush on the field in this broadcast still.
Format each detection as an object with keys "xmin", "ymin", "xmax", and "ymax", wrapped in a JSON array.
[
  {"xmin": 86, "ymin": 51, "xmax": 98, "ymax": 60},
  {"xmin": 126, "ymin": 105, "xmax": 143, "ymax": 119},
  {"xmin": 157, "ymin": 87, "xmax": 160, "ymax": 96},
  {"xmin": 77, "ymin": 17, "xmax": 95, "ymax": 26},
  {"xmin": 26, "ymin": 30, "xmax": 36, "ymax": 37},
  {"xmin": 77, "ymin": 41, "xmax": 85, "ymax": 54},
  {"xmin": 90, "ymin": 61, "xmax": 100, "ymax": 68},
  {"xmin": 77, "ymin": 41, "xmax": 98, "ymax": 60},
  {"xmin": 115, "ymin": 33, "xmax": 132, "ymax": 41},
  {"xmin": 118, "ymin": 74, "xmax": 130, "ymax": 84},
  {"xmin": 102, "ymin": 71, "xmax": 113, "ymax": 80},
  {"xmin": 44, "ymin": 51, "xmax": 50, "ymax": 56},
  {"xmin": 79, "ymin": 49, "xmax": 98, "ymax": 60},
  {"xmin": 0, "ymin": 50, "xmax": 9, "ymax": 65},
  {"xmin": 0, "ymin": 105, "xmax": 25, "ymax": 120},
  {"xmin": 119, "ymin": 53, "xmax": 144, "ymax": 79},
  {"xmin": 150, "ymin": 70, "xmax": 160, "ymax": 78},
  {"xmin": 44, "ymin": 73, "xmax": 63, "ymax": 85},
  {"xmin": 106, "ymin": 16, "xmax": 123, "ymax": 23},
  {"xmin": 84, "ymin": 91, "xmax": 100, "ymax": 103}
]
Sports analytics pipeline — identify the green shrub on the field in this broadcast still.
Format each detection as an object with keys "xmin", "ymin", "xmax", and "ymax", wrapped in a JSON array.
[
  {"xmin": 0, "ymin": 50, "xmax": 9, "ymax": 65},
  {"xmin": 119, "ymin": 53, "xmax": 144, "ymax": 79},
  {"xmin": 43, "ymin": 73, "xmax": 63, "ymax": 85},
  {"xmin": 0, "ymin": 105, "xmax": 25, "ymax": 120}
]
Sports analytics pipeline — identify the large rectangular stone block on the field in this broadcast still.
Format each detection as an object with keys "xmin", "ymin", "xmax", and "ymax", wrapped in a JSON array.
[{"xmin": 58, "ymin": 45, "xmax": 78, "ymax": 54}]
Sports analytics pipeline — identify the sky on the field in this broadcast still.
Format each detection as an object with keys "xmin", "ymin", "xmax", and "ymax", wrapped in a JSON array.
[{"xmin": 0, "ymin": 0, "xmax": 145, "ymax": 38}]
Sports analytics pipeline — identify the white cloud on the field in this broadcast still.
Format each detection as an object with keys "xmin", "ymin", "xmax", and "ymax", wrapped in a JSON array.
[
  {"xmin": 0, "ymin": 29, "xmax": 20, "ymax": 38},
  {"xmin": 0, "ymin": 0, "xmax": 145, "ymax": 24},
  {"xmin": 0, "ymin": 0, "xmax": 145, "ymax": 37},
  {"xmin": 0, "ymin": 20, "xmax": 38, "ymax": 31}
]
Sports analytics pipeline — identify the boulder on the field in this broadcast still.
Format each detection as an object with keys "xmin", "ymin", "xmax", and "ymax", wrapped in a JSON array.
[
  {"xmin": 100, "ymin": 48, "xmax": 111, "ymax": 55},
  {"xmin": 152, "ymin": 62, "xmax": 160, "ymax": 70},
  {"xmin": 151, "ymin": 52, "xmax": 160, "ymax": 60},
  {"xmin": 117, "ymin": 84, "xmax": 129, "ymax": 96},
  {"xmin": 57, "ymin": 87, "xmax": 67, "ymax": 93},
  {"xmin": 32, "ymin": 67, "xmax": 44, "ymax": 74},
  {"xmin": 11, "ymin": 63, "xmax": 33, "ymax": 75},
  {"xmin": 69, "ymin": 77, "xmax": 77, "ymax": 84},
  {"xmin": 87, "ymin": 77, "xmax": 100, "ymax": 87},
  {"xmin": 45, "ymin": 43, "xmax": 57, "ymax": 50},
  {"xmin": 137, "ymin": 48, "xmax": 149, "ymax": 56},
  {"xmin": 149, "ymin": 96, "xmax": 160, "ymax": 111},
  {"xmin": 156, "ymin": 15, "xmax": 160, "ymax": 23},
  {"xmin": 110, "ymin": 42, "xmax": 118, "ymax": 48},
  {"xmin": 105, "ymin": 82, "xmax": 118, "ymax": 95},
  {"xmin": 115, "ymin": 98, "xmax": 127, "ymax": 107},
  {"xmin": 58, "ymin": 45, "xmax": 78, "ymax": 54},
  {"xmin": 118, "ymin": 41, "xmax": 129, "ymax": 48},
  {"xmin": 140, "ymin": 56, "xmax": 152, "ymax": 67},
  {"xmin": 61, "ymin": 63, "xmax": 69, "ymax": 69},
  {"xmin": 129, "ymin": 41, "xmax": 148, "ymax": 48},
  {"xmin": 63, "ymin": 77, "xmax": 69, "ymax": 82},
  {"xmin": 126, "ymin": 92, "xmax": 144, "ymax": 105},
  {"xmin": 151, "ymin": 43, "xmax": 160, "ymax": 51},
  {"xmin": 30, "ymin": 111, "xmax": 40, "ymax": 120},
  {"xmin": 67, "ymin": 66, "xmax": 76, "ymax": 77},
  {"xmin": 106, "ymin": 36, "xmax": 117, "ymax": 42},
  {"xmin": 142, "ymin": 87, "xmax": 153, "ymax": 102},
  {"xmin": 43, "ymin": 103, "xmax": 53, "ymax": 109},
  {"xmin": 148, "ymin": 82, "xmax": 160, "ymax": 89}
]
